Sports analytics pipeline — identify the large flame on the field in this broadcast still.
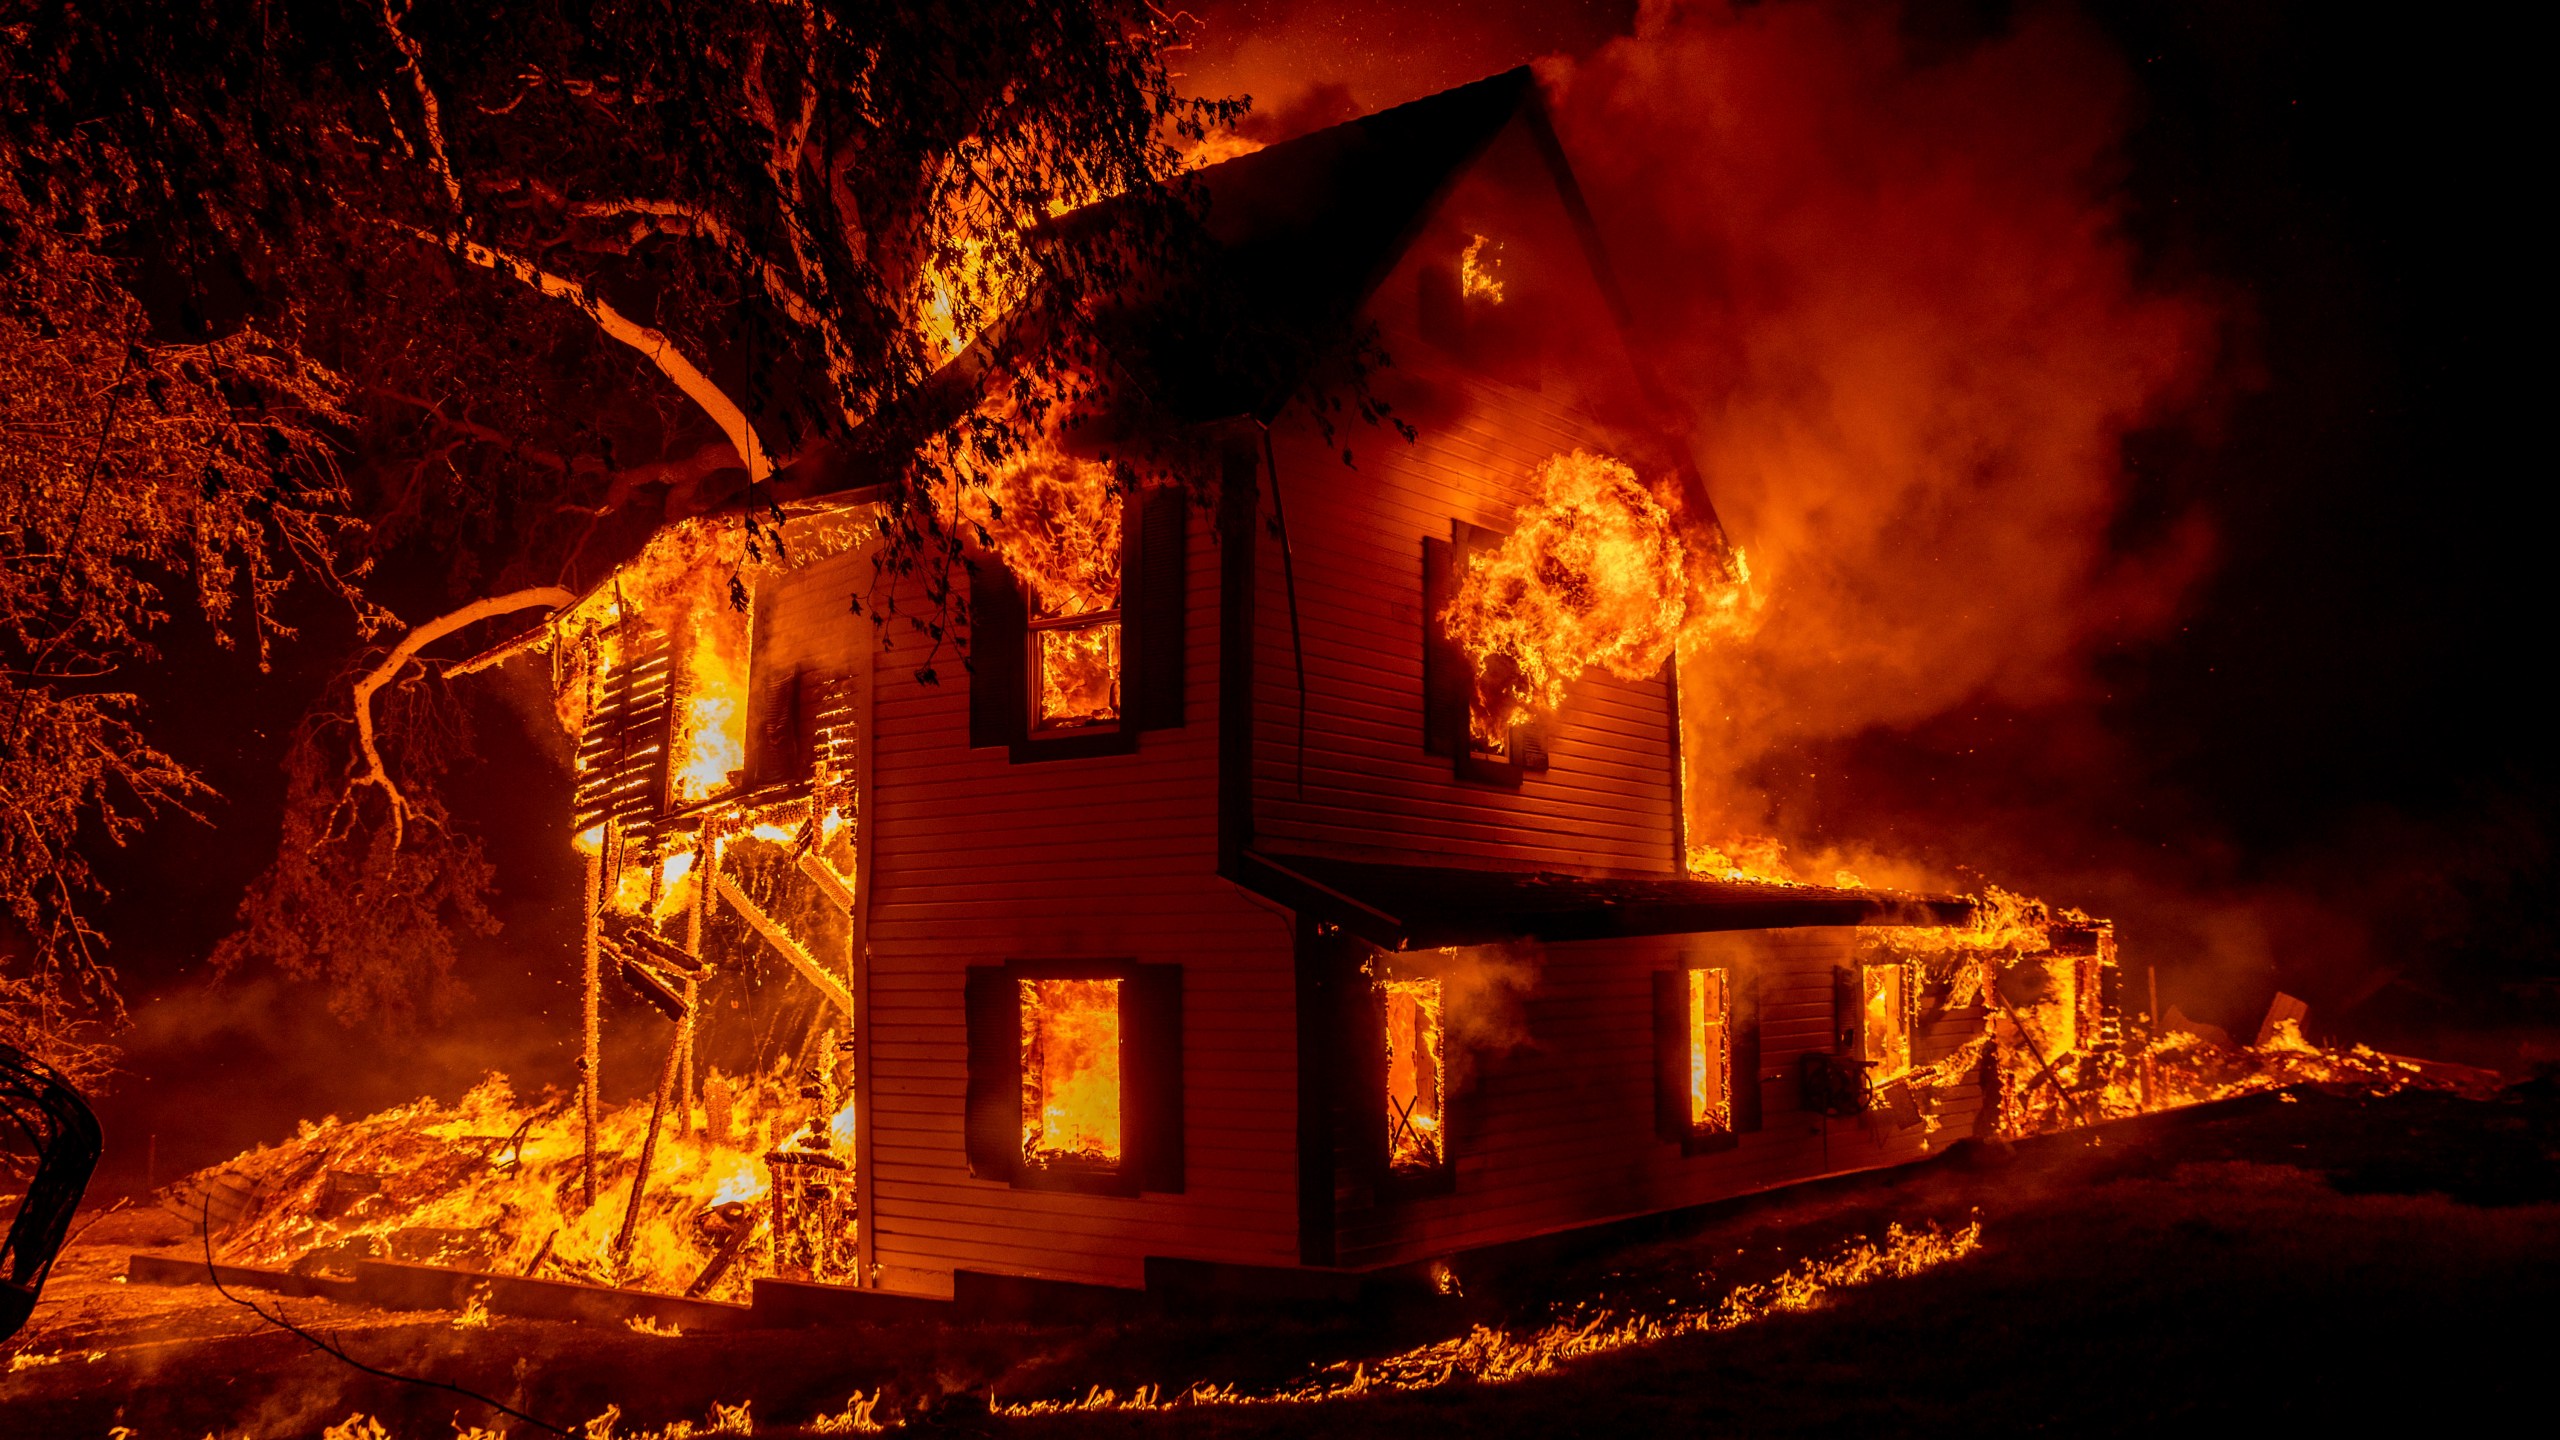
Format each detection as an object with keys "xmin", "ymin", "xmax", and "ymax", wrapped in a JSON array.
[
  {"xmin": 1689, "ymin": 967, "xmax": 1730, "ymax": 1132},
  {"xmin": 1441, "ymin": 451, "xmax": 1690, "ymax": 736},
  {"xmin": 1020, "ymin": 978, "xmax": 1123, "ymax": 1167}
]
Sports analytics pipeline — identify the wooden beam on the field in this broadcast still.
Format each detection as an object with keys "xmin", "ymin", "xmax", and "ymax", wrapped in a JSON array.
[
  {"xmin": 717, "ymin": 874, "xmax": 853, "ymax": 1017},
  {"xmin": 795, "ymin": 850, "xmax": 856, "ymax": 912}
]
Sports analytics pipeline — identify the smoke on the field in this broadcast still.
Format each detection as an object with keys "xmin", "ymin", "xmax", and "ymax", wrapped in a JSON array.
[
  {"xmin": 1538, "ymin": 2, "xmax": 2225, "ymax": 881},
  {"xmin": 1434, "ymin": 943, "xmax": 1544, "ymax": 1091}
]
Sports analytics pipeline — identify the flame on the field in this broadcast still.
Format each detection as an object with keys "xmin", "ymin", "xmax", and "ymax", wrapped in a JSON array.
[
  {"xmin": 670, "ymin": 610, "xmax": 749, "ymax": 807},
  {"xmin": 1460, "ymin": 234, "xmax": 1505, "ymax": 304},
  {"xmin": 1035, "ymin": 624, "xmax": 1122, "ymax": 729},
  {"xmin": 1441, "ymin": 451, "xmax": 1689, "ymax": 736},
  {"xmin": 1020, "ymin": 978, "xmax": 1123, "ymax": 1166},
  {"xmin": 184, "ymin": 1069, "xmax": 829, "ymax": 1301},
  {"xmin": 1862, "ymin": 962, "xmax": 1911, "ymax": 1079},
  {"xmin": 1688, "ymin": 968, "xmax": 1730, "ymax": 1132},
  {"xmin": 965, "ymin": 452, "xmax": 1123, "ymax": 618},
  {"xmin": 995, "ymin": 1220, "xmax": 1982, "ymax": 1415},
  {"xmin": 1383, "ymin": 977, "xmax": 1445, "ymax": 1171}
]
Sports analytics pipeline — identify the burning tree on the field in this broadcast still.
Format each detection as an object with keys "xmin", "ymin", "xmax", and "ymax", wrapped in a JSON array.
[{"xmin": 0, "ymin": 0, "xmax": 1240, "ymax": 1040}]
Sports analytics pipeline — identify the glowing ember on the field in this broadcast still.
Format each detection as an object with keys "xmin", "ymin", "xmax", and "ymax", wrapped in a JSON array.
[
  {"xmin": 1461, "ymin": 233, "xmax": 1505, "ymax": 303},
  {"xmin": 1384, "ymin": 977, "xmax": 1446, "ymax": 1170},
  {"xmin": 1441, "ymin": 451, "xmax": 1688, "ymax": 736},
  {"xmin": 1020, "ymin": 978, "xmax": 1123, "ymax": 1167},
  {"xmin": 1689, "ymin": 968, "xmax": 1731, "ymax": 1133}
]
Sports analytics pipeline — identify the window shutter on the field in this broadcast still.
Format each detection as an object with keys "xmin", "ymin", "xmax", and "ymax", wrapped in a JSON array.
[
  {"xmin": 1131, "ymin": 487, "xmax": 1186, "ymax": 731},
  {"xmin": 1652, "ymin": 969, "xmax": 1687, "ymax": 1143},
  {"xmin": 963, "ymin": 966, "xmax": 1020, "ymax": 1180},
  {"xmin": 1732, "ymin": 967, "xmax": 1764, "ymax": 1133},
  {"xmin": 1126, "ymin": 964, "xmax": 1185, "ymax": 1193},
  {"xmin": 1420, "ymin": 539, "xmax": 1468, "ymax": 757},
  {"xmin": 968, "ymin": 561, "xmax": 1027, "ymax": 750},
  {"xmin": 1834, "ymin": 965, "xmax": 1861, "ymax": 1055},
  {"xmin": 571, "ymin": 621, "xmax": 676, "ymax": 840}
]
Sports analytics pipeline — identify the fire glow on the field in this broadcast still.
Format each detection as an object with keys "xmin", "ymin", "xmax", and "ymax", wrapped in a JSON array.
[
  {"xmin": 1384, "ymin": 977, "xmax": 1447, "ymax": 1171},
  {"xmin": 1021, "ymin": 979, "xmax": 1123, "ymax": 1167}
]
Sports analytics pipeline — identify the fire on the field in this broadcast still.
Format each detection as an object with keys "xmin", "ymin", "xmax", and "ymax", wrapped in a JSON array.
[
  {"xmin": 1035, "ymin": 624, "xmax": 1121, "ymax": 729},
  {"xmin": 1460, "ymin": 234, "xmax": 1505, "ymax": 304},
  {"xmin": 174, "ymin": 1069, "xmax": 837, "ymax": 1302},
  {"xmin": 965, "ymin": 451, "xmax": 1123, "ymax": 618},
  {"xmin": 995, "ymin": 1220, "xmax": 1982, "ymax": 1415},
  {"xmin": 1689, "ymin": 968, "xmax": 1730, "ymax": 1132},
  {"xmin": 669, "ymin": 610, "xmax": 749, "ymax": 807},
  {"xmin": 1383, "ymin": 977, "xmax": 1445, "ymax": 1170},
  {"xmin": 1020, "ymin": 978, "xmax": 1123, "ymax": 1167},
  {"xmin": 1862, "ymin": 963, "xmax": 1911, "ymax": 1079},
  {"xmin": 1441, "ymin": 451, "xmax": 1689, "ymax": 737}
]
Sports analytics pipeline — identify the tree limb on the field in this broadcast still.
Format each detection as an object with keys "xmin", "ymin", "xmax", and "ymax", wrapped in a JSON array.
[
  {"xmin": 350, "ymin": 586, "xmax": 576, "ymax": 849},
  {"xmin": 386, "ymin": 222, "xmax": 778, "ymax": 483},
  {"xmin": 377, "ymin": 0, "xmax": 466, "ymax": 216}
]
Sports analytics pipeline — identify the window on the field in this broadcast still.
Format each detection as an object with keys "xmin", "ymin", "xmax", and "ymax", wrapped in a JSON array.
[
  {"xmin": 1860, "ymin": 962, "xmax": 1912, "ymax": 1080},
  {"xmin": 1688, "ymin": 968, "xmax": 1731, "ymax": 1135},
  {"xmin": 1019, "ymin": 977, "xmax": 1122, "ymax": 1168},
  {"xmin": 1657, "ymin": 964, "xmax": 1761, "ymax": 1151},
  {"xmin": 1382, "ymin": 977, "xmax": 1446, "ymax": 1173},
  {"xmin": 964, "ymin": 960, "xmax": 1182, "ymax": 1194},
  {"xmin": 970, "ymin": 487, "xmax": 1185, "ymax": 761},
  {"xmin": 1029, "ymin": 611, "xmax": 1121, "ymax": 732},
  {"xmin": 1421, "ymin": 523, "xmax": 1549, "ymax": 786}
]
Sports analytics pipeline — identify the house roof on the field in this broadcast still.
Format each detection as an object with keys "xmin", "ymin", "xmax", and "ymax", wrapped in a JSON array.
[{"xmin": 1238, "ymin": 851, "xmax": 1978, "ymax": 952}]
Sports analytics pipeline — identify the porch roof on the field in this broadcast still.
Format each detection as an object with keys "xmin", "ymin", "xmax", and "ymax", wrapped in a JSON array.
[{"xmin": 1237, "ymin": 850, "xmax": 1976, "ymax": 952}]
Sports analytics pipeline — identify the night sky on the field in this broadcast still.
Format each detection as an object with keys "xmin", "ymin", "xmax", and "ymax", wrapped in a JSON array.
[{"xmin": 79, "ymin": 1, "xmax": 2545, "ymax": 1191}]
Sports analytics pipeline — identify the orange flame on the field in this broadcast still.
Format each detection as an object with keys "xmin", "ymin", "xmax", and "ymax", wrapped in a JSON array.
[
  {"xmin": 1384, "ymin": 977, "xmax": 1445, "ymax": 1170},
  {"xmin": 1688, "ymin": 968, "xmax": 1731, "ymax": 1132},
  {"xmin": 1460, "ymin": 234, "xmax": 1505, "ymax": 304},
  {"xmin": 1020, "ymin": 978, "xmax": 1123, "ymax": 1167},
  {"xmin": 1441, "ymin": 451, "xmax": 1689, "ymax": 736}
]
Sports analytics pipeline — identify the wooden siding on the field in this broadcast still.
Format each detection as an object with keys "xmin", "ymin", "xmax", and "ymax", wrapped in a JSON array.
[
  {"xmin": 1244, "ymin": 110, "xmax": 1684, "ymax": 877},
  {"xmin": 1248, "ymin": 364, "xmax": 1681, "ymax": 875},
  {"xmin": 844, "ymin": 503, "xmax": 1300, "ymax": 1296},
  {"xmin": 1330, "ymin": 929, "xmax": 1990, "ymax": 1269}
]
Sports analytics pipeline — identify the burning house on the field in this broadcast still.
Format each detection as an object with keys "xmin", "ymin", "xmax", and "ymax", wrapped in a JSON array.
[{"xmin": 469, "ymin": 69, "xmax": 2127, "ymax": 1305}]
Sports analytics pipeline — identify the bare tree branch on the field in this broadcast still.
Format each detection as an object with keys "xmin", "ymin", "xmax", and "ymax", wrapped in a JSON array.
[
  {"xmin": 350, "ymin": 587, "xmax": 575, "ymax": 849},
  {"xmin": 377, "ymin": 0, "xmax": 466, "ymax": 216}
]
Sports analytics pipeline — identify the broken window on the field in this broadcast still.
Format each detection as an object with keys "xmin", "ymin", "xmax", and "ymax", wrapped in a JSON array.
[
  {"xmin": 1019, "ymin": 977, "xmax": 1123, "ymax": 1168},
  {"xmin": 1688, "ymin": 968, "xmax": 1731, "ymax": 1135},
  {"xmin": 1383, "ymin": 977, "xmax": 1446, "ymax": 1172}
]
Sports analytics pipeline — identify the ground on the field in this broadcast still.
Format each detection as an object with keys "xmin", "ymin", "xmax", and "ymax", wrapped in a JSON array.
[{"xmin": 7, "ymin": 1084, "xmax": 2554, "ymax": 1438}]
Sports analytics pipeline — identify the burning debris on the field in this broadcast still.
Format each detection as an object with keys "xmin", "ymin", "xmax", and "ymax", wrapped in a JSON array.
[{"xmin": 163, "ymin": 1069, "xmax": 851, "ymax": 1303}]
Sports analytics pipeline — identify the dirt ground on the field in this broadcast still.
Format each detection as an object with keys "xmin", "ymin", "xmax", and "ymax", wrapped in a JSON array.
[{"xmin": 6, "ymin": 1083, "xmax": 2554, "ymax": 1438}]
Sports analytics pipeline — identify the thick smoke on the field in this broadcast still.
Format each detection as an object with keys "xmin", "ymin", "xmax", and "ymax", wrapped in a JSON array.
[{"xmin": 1546, "ymin": 2, "xmax": 2224, "ymax": 884}]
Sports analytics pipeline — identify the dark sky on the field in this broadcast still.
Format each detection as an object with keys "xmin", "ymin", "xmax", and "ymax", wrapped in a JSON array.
[{"xmin": 79, "ymin": 0, "xmax": 2546, "ymax": 1189}]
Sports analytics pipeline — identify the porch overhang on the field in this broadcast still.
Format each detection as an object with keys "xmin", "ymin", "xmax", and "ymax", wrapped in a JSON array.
[{"xmin": 1237, "ymin": 850, "xmax": 1976, "ymax": 951}]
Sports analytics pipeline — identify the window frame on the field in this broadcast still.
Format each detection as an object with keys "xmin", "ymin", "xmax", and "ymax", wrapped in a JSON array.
[
  {"xmin": 1656, "ymin": 961, "xmax": 1762, "ymax": 1154},
  {"xmin": 963, "ymin": 957, "xmax": 1184, "ymax": 1197}
]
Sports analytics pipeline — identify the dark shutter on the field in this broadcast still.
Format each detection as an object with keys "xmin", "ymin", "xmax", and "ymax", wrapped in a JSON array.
[
  {"xmin": 1420, "ymin": 539, "xmax": 1468, "ymax": 757},
  {"xmin": 968, "ymin": 560, "xmax": 1027, "ymax": 750},
  {"xmin": 1131, "ymin": 487, "xmax": 1186, "ymax": 731},
  {"xmin": 963, "ymin": 966, "xmax": 1019, "ymax": 1180},
  {"xmin": 745, "ymin": 664, "xmax": 816, "ymax": 789},
  {"xmin": 1353, "ymin": 978, "xmax": 1391, "ymax": 1184},
  {"xmin": 1126, "ymin": 964, "xmax": 1185, "ymax": 1193},
  {"xmin": 1733, "ymin": 966, "xmax": 1764, "ymax": 1133},
  {"xmin": 1834, "ymin": 965, "xmax": 1861, "ymax": 1055},
  {"xmin": 1652, "ymin": 969, "xmax": 1687, "ymax": 1143}
]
